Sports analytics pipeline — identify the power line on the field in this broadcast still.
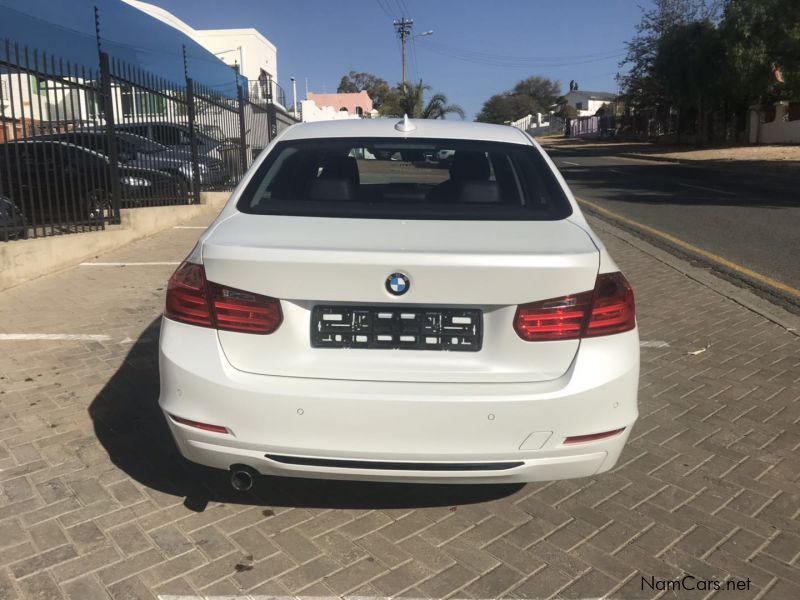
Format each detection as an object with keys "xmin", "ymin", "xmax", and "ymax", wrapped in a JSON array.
[
  {"xmin": 374, "ymin": 0, "xmax": 397, "ymax": 20},
  {"xmin": 418, "ymin": 42, "xmax": 625, "ymax": 68},
  {"xmin": 418, "ymin": 40, "xmax": 625, "ymax": 66}
]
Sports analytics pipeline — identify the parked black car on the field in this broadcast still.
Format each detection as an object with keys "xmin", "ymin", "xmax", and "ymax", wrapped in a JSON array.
[
  {"xmin": 112, "ymin": 122, "xmax": 241, "ymax": 184},
  {"xmin": 0, "ymin": 194, "xmax": 27, "ymax": 240},
  {"xmin": 34, "ymin": 131, "xmax": 229, "ymax": 192},
  {"xmin": 0, "ymin": 140, "xmax": 182, "ymax": 225},
  {"xmin": 111, "ymin": 122, "xmax": 224, "ymax": 157}
]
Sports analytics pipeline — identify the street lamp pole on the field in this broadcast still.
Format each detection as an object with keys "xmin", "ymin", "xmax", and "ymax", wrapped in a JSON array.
[{"xmin": 290, "ymin": 77, "xmax": 297, "ymax": 117}]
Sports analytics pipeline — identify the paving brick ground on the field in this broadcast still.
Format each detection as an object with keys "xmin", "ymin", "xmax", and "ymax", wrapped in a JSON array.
[{"xmin": 0, "ymin": 212, "xmax": 798, "ymax": 599}]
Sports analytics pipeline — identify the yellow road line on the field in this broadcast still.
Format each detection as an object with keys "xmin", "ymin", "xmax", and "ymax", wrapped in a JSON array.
[{"xmin": 576, "ymin": 196, "xmax": 800, "ymax": 300}]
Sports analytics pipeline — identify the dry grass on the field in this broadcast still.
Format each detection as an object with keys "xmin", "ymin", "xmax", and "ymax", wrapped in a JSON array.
[{"xmin": 653, "ymin": 145, "xmax": 800, "ymax": 163}]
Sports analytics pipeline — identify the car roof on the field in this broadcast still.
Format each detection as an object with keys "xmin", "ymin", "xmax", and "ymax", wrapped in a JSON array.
[
  {"xmin": 279, "ymin": 118, "xmax": 532, "ymax": 145},
  {"xmin": 70, "ymin": 129, "xmax": 164, "ymax": 145},
  {"xmin": 4, "ymin": 139, "xmax": 107, "ymax": 157}
]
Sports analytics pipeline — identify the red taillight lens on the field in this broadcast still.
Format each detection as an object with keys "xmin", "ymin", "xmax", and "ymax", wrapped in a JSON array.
[
  {"xmin": 514, "ymin": 291, "xmax": 593, "ymax": 341},
  {"xmin": 165, "ymin": 262, "xmax": 213, "ymax": 327},
  {"xmin": 584, "ymin": 272, "xmax": 636, "ymax": 338},
  {"xmin": 165, "ymin": 262, "xmax": 282, "ymax": 334},
  {"xmin": 513, "ymin": 272, "xmax": 635, "ymax": 341},
  {"xmin": 208, "ymin": 282, "xmax": 282, "ymax": 334}
]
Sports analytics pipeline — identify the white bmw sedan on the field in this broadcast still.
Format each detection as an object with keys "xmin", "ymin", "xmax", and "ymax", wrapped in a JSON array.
[{"xmin": 159, "ymin": 118, "xmax": 639, "ymax": 488}]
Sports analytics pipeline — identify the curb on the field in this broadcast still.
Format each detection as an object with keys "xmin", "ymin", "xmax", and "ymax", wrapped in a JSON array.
[{"xmin": 582, "ymin": 211, "xmax": 800, "ymax": 337}]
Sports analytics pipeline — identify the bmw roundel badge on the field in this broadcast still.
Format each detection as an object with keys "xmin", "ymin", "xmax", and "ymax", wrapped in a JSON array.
[{"xmin": 386, "ymin": 272, "xmax": 410, "ymax": 296}]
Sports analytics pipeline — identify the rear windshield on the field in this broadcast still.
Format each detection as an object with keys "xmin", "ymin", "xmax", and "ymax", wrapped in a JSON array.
[{"xmin": 237, "ymin": 137, "xmax": 572, "ymax": 220}]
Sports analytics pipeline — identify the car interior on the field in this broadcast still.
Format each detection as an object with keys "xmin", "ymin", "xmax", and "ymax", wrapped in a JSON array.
[
  {"xmin": 241, "ymin": 137, "xmax": 572, "ymax": 220},
  {"xmin": 258, "ymin": 146, "xmax": 534, "ymax": 206}
]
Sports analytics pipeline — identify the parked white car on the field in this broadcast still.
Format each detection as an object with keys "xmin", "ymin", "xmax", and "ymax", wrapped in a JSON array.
[{"xmin": 159, "ymin": 118, "xmax": 639, "ymax": 488}]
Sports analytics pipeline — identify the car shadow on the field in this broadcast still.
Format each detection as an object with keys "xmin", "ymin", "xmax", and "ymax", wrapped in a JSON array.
[{"xmin": 89, "ymin": 318, "xmax": 524, "ymax": 512}]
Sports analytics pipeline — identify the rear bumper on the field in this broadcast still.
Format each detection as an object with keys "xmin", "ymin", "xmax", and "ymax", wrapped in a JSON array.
[{"xmin": 158, "ymin": 318, "xmax": 639, "ymax": 484}]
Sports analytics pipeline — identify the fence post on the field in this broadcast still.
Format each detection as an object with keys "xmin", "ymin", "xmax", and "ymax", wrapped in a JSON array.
[
  {"xmin": 185, "ymin": 78, "xmax": 201, "ymax": 204},
  {"xmin": 236, "ymin": 84, "xmax": 248, "ymax": 175},
  {"xmin": 98, "ymin": 52, "xmax": 121, "ymax": 223}
]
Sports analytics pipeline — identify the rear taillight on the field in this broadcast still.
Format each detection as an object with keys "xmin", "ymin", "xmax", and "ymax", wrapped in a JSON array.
[
  {"xmin": 514, "ymin": 291, "xmax": 593, "ymax": 341},
  {"xmin": 165, "ymin": 262, "xmax": 282, "ymax": 334},
  {"xmin": 208, "ymin": 282, "xmax": 282, "ymax": 334},
  {"xmin": 583, "ymin": 272, "xmax": 636, "ymax": 338},
  {"xmin": 514, "ymin": 272, "xmax": 635, "ymax": 342},
  {"xmin": 165, "ymin": 262, "xmax": 213, "ymax": 327}
]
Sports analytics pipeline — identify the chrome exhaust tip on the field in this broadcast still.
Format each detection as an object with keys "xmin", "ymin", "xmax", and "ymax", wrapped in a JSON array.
[{"xmin": 229, "ymin": 465, "xmax": 256, "ymax": 491}]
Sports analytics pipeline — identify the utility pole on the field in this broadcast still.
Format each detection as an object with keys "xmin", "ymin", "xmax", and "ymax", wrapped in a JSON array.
[{"xmin": 394, "ymin": 18, "xmax": 413, "ymax": 82}]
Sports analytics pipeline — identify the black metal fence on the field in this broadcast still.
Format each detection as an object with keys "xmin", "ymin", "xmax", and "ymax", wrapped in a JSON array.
[{"xmin": 0, "ymin": 38, "xmax": 294, "ymax": 242}]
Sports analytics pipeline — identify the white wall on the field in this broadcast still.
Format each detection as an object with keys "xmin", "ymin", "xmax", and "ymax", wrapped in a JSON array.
[
  {"xmin": 123, "ymin": 2, "xmax": 280, "ymax": 100},
  {"xmin": 749, "ymin": 102, "xmax": 800, "ymax": 144},
  {"xmin": 193, "ymin": 29, "xmax": 277, "ymax": 84}
]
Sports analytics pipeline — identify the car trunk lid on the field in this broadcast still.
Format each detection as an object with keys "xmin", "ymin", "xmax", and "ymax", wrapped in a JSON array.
[{"xmin": 202, "ymin": 213, "xmax": 599, "ymax": 382}]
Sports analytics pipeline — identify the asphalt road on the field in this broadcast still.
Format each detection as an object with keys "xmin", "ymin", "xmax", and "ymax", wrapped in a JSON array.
[{"xmin": 543, "ymin": 144, "xmax": 800, "ymax": 300}]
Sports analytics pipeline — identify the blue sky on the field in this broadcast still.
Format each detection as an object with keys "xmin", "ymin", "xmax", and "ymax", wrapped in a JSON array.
[
  {"xmin": 147, "ymin": 0, "xmax": 653, "ymax": 119},
  {"xmin": 0, "ymin": 0, "xmax": 653, "ymax": 118}
]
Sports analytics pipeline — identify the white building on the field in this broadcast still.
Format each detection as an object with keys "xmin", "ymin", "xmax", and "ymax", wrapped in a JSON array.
[
  {"xmin": 1, "ymin": 74, "xmax": 99, "ymax": 139},
  {"xmin": 300, "ymin": 92, "xmax": 378, "ymax": 123},
  {"xmin": 749, "ymin": 101, "xmax": 800, "ymax": 144},
  {"xmin": 123, "ymin": 1, "xmax": 279, "ymax": 104},
  {"xmin": 562, "ymin": 90, "xmax": 616, "ymax": 117}
]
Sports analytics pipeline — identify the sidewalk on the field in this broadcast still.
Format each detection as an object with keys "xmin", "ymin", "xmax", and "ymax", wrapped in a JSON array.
[
  {"xmin": 0, "ymin": 212, "xmax": 798, "ymax": 599},
  {"xmin": 538, "ymin": 137, "xmax": 800, "ymax": 178}
]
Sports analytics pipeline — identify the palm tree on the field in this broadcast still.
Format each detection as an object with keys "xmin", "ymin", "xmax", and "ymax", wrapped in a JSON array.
[
  {"xmin": 422, "ymin": 92, "xmax": 466, "ymax": 119},
  {"xmin": 381, "ymin": 81, "xmax": 465, "ymax": 120}
]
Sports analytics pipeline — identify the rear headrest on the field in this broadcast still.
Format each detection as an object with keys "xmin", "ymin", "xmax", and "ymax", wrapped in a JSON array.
[
  {"xmin": 450, "ymin": 151, "xmax": 490, "ymax": 181},
  {"xmin": 306, "ymin": 178, "xmax": 356, "ymax": 202},
  {"xmin": 457, "ymin": 180, "xmax": 501, "ymax": 203},
  {"xmin": 319, "ymin": 155, "xmax": 360, "ymax": 184}
]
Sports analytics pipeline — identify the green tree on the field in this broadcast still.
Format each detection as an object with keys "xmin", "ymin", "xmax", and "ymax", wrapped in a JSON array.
[
  {"xmin": 475, "ymin": 93, "xmax": 539, "ymax": 123},
  {"xmin": 336, "ymin": 71, "xmax": 393, "ymax": 109},
  {"xmin": 380, "ymin": 81, "xmax": 465, "ymax": 119},
  {"xmin": 556, "ymin": 104, "xmax": 578, "ymax": 120},
  {"xmin": 618, "ymin": 0, "xmax": 721, "ymax": 109},
  {"xmin": 475, "ymin": 76, "xmax": 560, "ymax": 124},
  {"xmin": 511, "ymin": 76, "xmax": 561, "ymax": 108},
  {"xmin": 720, "ymin": 0, "xmax": 800, "ymax": 107},
  {"xmin": 652, "ymin": 20, "xmax": 725, "ymax": 136}
]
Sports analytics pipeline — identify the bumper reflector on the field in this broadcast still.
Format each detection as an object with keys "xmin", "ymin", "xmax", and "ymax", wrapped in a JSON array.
[
  {"xmin": 170, "ymin": 415, "xmax": 228, "ymax": 434},
  {"xmin": 564, "ymin": 428, "xmax": 625, "ymax": 445}
]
